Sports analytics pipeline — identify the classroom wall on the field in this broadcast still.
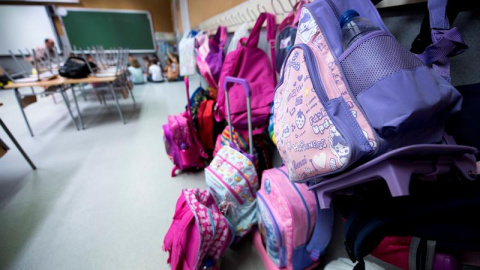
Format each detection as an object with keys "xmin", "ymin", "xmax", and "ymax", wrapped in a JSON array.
[
  {"xmin": 59, "ymin": 0, "xmax": 173, "ymax": 33},
  {"xmin": 188, "ymin": 0, "xmax": 245, "ymax": 28}
]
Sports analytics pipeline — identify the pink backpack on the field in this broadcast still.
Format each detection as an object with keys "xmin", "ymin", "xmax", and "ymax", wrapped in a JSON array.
[
  {"xmin": 195, "ymin": 26, "xmax": 227, "ymax": 90},
  {"xmin": 162, "ymin": 77, "xmax": 208, "ymax": 177},
  {"xmin": 163, "ymin": 188, "xmax": 234, "ymax": 270},
  {"xmin": 216, "ymin": 12, "xmax": 277, "ymax": 135},
  {"xmin": 254, "ymin": 167, "xmax": 334, "ymax": 270}
]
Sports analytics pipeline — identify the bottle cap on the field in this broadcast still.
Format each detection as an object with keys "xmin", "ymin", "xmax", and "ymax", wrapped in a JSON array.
[
  {"xmin": 203, "ymin": 258, "xmax": 215, "ymax": 269},
  {"xmin": 339, "ymin": 9, "xmax": 359, "ymax": 28}
]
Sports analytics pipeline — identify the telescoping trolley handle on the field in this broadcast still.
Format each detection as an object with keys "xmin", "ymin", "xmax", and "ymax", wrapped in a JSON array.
[{"xmin": 223, "ymin": 76, "xmax": 254, "ymax": 155}]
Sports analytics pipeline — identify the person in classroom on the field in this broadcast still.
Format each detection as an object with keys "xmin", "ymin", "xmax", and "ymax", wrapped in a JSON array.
[
  {"xmin": 147, "ymin": 59, "xmax": 164, "ymax": 83},
  {"xmin": 127, "ymin": 58, "xmax": 145, "ymax": 84},
  {"xmin": 142, "ymin": 55, "xmax": 151, "ymax": 72},
  {"xmin": 34, "ymin": 38, "xmax": 56, "ymax": 60},
  {"xmin": 164, "ymin": 50, "xmax": 180, "ymax": 81}
]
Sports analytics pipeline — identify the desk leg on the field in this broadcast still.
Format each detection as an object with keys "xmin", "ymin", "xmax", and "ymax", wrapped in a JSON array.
[
  {"xmin": 60, "ymin": 89, "xmax": 80, "ymax": 131},
  {"xmin": 129, "ymin": 87, "xmax": 136, "ymax": 104},
  {"xmin": 70, "ymin": 85, "xmax": 85, "ymax": 130},
  {"xmin": 109, "ymin": 82, "xmax": 125, "ymax": 124},
  {"xmin": 0, "ymin": 118, "xmax": 36, "ymax": 170},
  {"xmin": 80, "ymin": 84, "xmax": 87, "ymax": 101},
  {"xmin": 14, "ymin": 89, "xmax": 34, "ymax": 137}
]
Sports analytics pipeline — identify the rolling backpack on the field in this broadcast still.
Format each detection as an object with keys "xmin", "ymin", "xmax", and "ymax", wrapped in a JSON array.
[
  {"xmin": 163, "ymin": 188, "xmax": 234, "ymax": 270},
  {"xmin": 216, "ymin": 12, "xmax": 277, "ymax": 135},
  {"xmin": 195, "ymin": 26, "xmax": 227, "ymax": 90},
  {"xmin": 205, "ymin": 77, "xmax": 259, "ymax": 241},
  {"xmin": 254, "ymin": 167, "xmax": 334, "ymax": 270},
  {"xmin": 162, "ymin": 77, "xmax": 208, "ymax": 177},
  {"xmin": 273, "ymin": 0, "xmax": 464, "ymax": 182}
]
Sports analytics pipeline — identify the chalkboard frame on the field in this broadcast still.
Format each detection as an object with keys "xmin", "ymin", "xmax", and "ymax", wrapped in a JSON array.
[{"xmin": 60, "ymin": 7, "xmax": 156, "ymax": 53}]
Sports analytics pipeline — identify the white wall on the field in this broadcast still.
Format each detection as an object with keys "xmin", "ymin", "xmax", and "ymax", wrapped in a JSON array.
[{"xmin": 0, "ymin": 5, "xmax": 59, "ymax": 56}]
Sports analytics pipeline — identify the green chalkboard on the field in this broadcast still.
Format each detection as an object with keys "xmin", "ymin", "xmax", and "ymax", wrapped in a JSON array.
[{"xmin": 62, "ymin": 9, "xmax": 155, "ymax": 52}]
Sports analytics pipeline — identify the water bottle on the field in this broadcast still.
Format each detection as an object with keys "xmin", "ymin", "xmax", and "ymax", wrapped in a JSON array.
[{"xmin": 339, "ymin": 9, "xmax": 381, "ymax": 50}]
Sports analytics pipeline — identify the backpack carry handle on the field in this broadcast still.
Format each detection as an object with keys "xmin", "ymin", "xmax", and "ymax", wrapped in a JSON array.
[
  {"xmin": 278, "ymin": 0, "xmax": 307, "ymax": 31},
  {"xmin": 224, "ymin": 76, "xmax": 254, "ymax": 155},
  {"xmin": 246, "ymin": 12, "xmax": 277, "ymax": 81}
]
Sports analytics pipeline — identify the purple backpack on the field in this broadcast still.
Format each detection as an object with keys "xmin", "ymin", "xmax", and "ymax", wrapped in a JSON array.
[
  {"xmin": 163, "ymin": 188, "xmax": 234, "ymax": 270},
  {"xmin": 273, "ymin": 0, "xmax": 463, "ymax": 182},
  {"xmin": 195, "ymin": 26, "xmax": 227, "ymax": 90},
  {"xmin": 217, "ymin": 12, "xmax": 277, "ymax": 135},
  {"xmin": 163, "ymin": 77, "xmax": 207, "ymax": 177}
]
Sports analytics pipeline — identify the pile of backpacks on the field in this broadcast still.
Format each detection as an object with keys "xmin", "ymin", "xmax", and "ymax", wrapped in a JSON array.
[{"xmin": 162, "ymin": 0, "xmax": 480, "ymax": 269}]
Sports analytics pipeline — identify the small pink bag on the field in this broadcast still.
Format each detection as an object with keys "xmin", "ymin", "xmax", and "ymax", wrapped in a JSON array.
[{"xmin": 163, "ymin": 188, "xmax": 234, "ymax": 270}]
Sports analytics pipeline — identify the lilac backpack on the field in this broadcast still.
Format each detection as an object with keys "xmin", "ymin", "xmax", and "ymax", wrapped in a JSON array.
[
  {"xmin": 195, "ymin": 26, "xmax": 227, "ymax": 90},
  {"xmin": 273, "ymin": 0, "xmax": 463, "ymax": 182},
  {"xmin": 163, "ymin": 77, "xmax": 207, "ymax": 177},
  {"xmin": 254, "ymin": 167, "xmax": 333, "ymax": 270},
  {"xmin": 216, "ymin": 12, "xmax": 277, "ymax": 135},
  {"xmin": 163, "ymin": 188, "xmax": 234, "ymax": 270}
]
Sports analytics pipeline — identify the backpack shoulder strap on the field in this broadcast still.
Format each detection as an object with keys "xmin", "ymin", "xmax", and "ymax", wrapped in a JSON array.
[
  {"xmin": 278, "ymin": 0, "xmax": 307, "ymax": 31},
  {"xmin": 246, "ymin": 12, "xmax": 277, "ymax": 75},
  {"xmin": 416, "ymin": 0, "xmax": 468, "ymax": 81},
  {"xmin": 305, "ymin": 193, "xmax": 334, "ymax": 261},
  {"xmin": 212, "ymin": 26, "xmax": 228, "ymax": 49}
]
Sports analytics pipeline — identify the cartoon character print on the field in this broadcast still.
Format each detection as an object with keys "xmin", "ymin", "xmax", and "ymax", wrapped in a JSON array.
[
  {"xmin": 298, "ymin": 8, "xmax": 318, "ymax": 43},
  {"xmin": 295, "ymin": 110, "xmax": 306, "ymax": 129},
  {"xmin": 329, "ymin": 126, "xmax": 350, "ymax": 170}
]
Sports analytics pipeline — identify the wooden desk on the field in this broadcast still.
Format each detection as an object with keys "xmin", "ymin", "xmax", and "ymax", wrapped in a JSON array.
[
  {"xmin": 3, "ymin": 72, "xmax": 134, "ymax": 136},
  {"xmin": 4, "ymin": 76, "xmax": 79, "ymax": 137},
  {"xmin": 3, "ymin": 77, "xmax": 64, "ymax": 89}
]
